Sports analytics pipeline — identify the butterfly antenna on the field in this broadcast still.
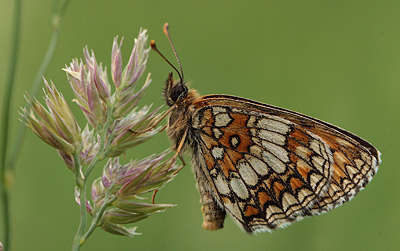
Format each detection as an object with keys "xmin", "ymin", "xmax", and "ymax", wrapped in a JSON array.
[
  {"xmin": 151, "ymin": 40, "xmax": 183, "ymax": 82},
  {"xmin": 163, "ymin": 23, "xmax": 184, "ymax": 82}
]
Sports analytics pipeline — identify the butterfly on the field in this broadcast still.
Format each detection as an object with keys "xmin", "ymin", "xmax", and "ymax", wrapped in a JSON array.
[{"xmin": 152, "ymin": 23, "xmax": 380, "ymax": 233}]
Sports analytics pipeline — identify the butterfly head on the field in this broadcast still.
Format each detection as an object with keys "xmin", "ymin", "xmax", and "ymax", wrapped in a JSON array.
[{"xmin": 163, "ymin": 72, "xmax": 188, "ymax": 106}]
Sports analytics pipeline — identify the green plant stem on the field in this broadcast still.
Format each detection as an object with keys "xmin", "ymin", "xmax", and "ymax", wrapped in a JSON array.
[
  {"xmin": 82, "ymin": 195, "xmax": 117, "ymax": 242},
  {"xmin": 0, "ymin": 0, "xmax": 22, "ymax": 250},
  {"xmin": 72, "ymin": 117, "xmax": 111, "ymax": 250},
  {"xmin": 72, "ymin": 181, "xmax": 88, "ymax": 251},
  {"xmin": 71, "ymin": 150, "xmax": 87, "ymax": 251},
  {"xmin": 72, "ymin": 158, "xmax": 101, "ymax": 250}
]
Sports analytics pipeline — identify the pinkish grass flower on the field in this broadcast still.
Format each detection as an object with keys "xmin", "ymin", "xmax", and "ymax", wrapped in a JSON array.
[
  {"xmin": 21, "ymin": 28, "xmax": 180, "ymax": 241},
  {"xmin": 88, "ymin": 151, "xmax": 178, "ymax": 236},
  {"xmin": 63, "ymin": 49, "xmax": 110, "ymax": 129},
  {"xmin": 21, "ymin": 79, "xmax": 82, "ymax": 154},
  {"xmin": 112, "ymin": 29, "xmax": 151, "ymax": 118}
]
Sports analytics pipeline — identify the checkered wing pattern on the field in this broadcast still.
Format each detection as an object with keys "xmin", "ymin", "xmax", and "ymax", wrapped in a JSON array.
[{"xmin": 190, "ymin": 95, "xmax": 380, "ymax": 233}]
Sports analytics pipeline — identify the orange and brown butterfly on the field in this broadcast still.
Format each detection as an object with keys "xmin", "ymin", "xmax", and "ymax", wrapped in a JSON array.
[{"xmin": 151, "ymin": 23, "xmax": 381, "ymax": 233}]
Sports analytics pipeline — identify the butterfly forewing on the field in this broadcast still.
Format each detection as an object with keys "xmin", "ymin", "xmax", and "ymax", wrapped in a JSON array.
[{"xmin": 185, "ymin": 95, "xmax": 380, "ymax": 233}]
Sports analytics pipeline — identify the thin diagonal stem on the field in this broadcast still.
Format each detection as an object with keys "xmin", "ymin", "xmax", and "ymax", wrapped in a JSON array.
[
  {"xmin": 6, "ymin": 16, "xmax": 61, "ymax": 173},
  {"xmin": 1, "ymin": 1, "xmax": 71, "ymax": 250},
  {"xmin": 6, "ymin": 0, "xmax": 71, "ymax": 176}
]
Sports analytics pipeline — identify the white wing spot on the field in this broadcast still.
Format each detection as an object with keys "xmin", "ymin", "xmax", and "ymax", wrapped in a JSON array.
[
  {"xmin": 215, "ymin": 113, "xmax": 232, "ymax": 127},
  {"xmin": 310, "ymin": 139, "xmax": 330, "ymax": 160},
  {"xmin": 213, "ymin": 107, "xmax": 227, "ymax": 114},
  {"xmin": 312, "ymin": 155, "xmax": 328, "ymax": 174},
  {"xmin": 346, "ymin": 164, "xmax": 360, "ymax": 179},
  {"xmin": 261, "ymin": 141, "xmax": 289, "ymax": 163},
  {"xmin": 250, "ymin": 144, "xmax": 263, "ymax": 157},
  {"xmin": 212, "ymin": 146, "xmax": 225, "ymax": 159},
  {"xmin": 261, "ymin": 151, "xmax": 287, "ymax": 174},
  {"xmin": 213, "ymin": 128, "xmax": 223, "ymax": 139},
  {"xmin": 224, "ymin": 201, "xmax": 243, "ymax": 222},
  {"xmin": 281, "ymin": 192, "xmax": 298, "ymax": 212},
  {"xmin": 295, "ymin": 145, "xmax": 312, "ymax": 160},
  {"xmin": 309, "ymin": 173, "xmax": 324, "ymax": 191},
  {"xmin": 214, "ymin": 173, "xmax": 230, "ymax": 195},
  {"xmin": 230, "ymin": 135, "xmax": 240, "ymax": 148},
  {"xmin": 257, "ymin": 118, "xmax": 290, "ymax": 134},
  {"xmin": 247, "ymin": 115, "xmax": 256, "ymax": 127},
  {"xmin": 258, "ymin": 129, "xmax": 286, "ymax": 145},
  {"xmin": 246, "ymin": 155, "xmax": 269, "ymax": 176},
  {"xmin": 230, "ymin": 178, "xmax": 249, "ymax": 199},
  {"xmin": 238, "ymin": 160, "xmax": 259, "ymax": 186}
]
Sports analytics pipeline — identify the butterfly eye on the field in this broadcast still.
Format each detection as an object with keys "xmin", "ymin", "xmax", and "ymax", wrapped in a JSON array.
[{"xmin": 170, "ymin": 84, "xmax": 187, "ymax": 102}]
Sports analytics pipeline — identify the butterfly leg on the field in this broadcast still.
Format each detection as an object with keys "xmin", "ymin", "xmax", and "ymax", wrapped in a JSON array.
[
  {"xmin": 129, "ymin": 106, "xmax": 174, "ymax": 134},
  {"xmin": 172, "ymin": 129, "xmax": 188, "ymax": 175},
  {"xmin": 151, "ymin": 189, "xmax": 159, "ymax": 204}
]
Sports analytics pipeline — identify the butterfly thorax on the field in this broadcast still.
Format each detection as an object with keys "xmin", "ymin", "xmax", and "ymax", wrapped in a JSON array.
[{"xmin": 163, "ymin": 72, "xmax": 202, "ymax": 151}]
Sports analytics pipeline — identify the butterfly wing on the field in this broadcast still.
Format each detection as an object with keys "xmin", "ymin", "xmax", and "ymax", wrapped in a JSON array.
[
  {"xmin": 281, "ymin": 110, "xmax": 380, "ymax": 216},
  {"xmin": 189, "ymin": 95, "xmax": 380, "ymax": 233}
]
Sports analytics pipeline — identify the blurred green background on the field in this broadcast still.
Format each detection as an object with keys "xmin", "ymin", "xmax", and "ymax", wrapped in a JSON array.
[{"xmin": 1, "ymin": 0, "xmax": 399, "ymax": 250}]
